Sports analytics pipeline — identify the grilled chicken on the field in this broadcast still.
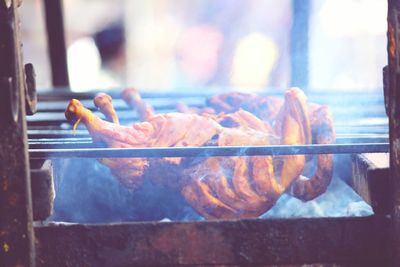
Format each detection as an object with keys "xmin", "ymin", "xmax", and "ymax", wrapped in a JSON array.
[{"xmin": 65, "ymin": 87, "xmax": 333, "ymax": 219}]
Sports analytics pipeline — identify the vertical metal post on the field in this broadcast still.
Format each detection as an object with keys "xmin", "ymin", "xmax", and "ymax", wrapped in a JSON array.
[
  {"xmin": 387, "ymin": 0, "xmax": 400, "ymax": 265},
  {"xmin": 0, "ymin": 0, "xmax": 35, "ymax": 266},
  {"xmin": 43, "ymin": 0, "xmax": 70, "ymax": 88},
  {"xmin": 290, "ymin": 0, "xmax": 310, "ymax": 89}
]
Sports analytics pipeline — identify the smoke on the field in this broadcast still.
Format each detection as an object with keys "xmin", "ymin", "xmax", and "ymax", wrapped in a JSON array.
[
  {"xmin": 49, "ymin": 158, "xmax": 193, "ymax": 223},
  {"xmin": 47, "ymin": 89, "xmax": 382, "ymax": 223},
  {"xmin": 47, "ymin": 151, "xmax": 372, "ymax": 223}
]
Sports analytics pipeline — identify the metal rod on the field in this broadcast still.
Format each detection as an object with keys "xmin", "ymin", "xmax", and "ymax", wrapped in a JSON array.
[
  {"xmin": 36, "ymin": 87, "xmax": 386, "ymax": 100},
  {"xmin": 26, "ymin": 113, "xmax": 390, "ymax": 125},
  {"xmin": 43, "ymin": 0, "xmax": 69, "ymax": 87},
  {"xmin": 29, "ymin": 143, "xmax": 389, "ymax": 159},
  {"xmin": 27, "ymin": 135, "xmax": 389, "ymax": 149},
  {"xmin": 28, "ymin": 138, "xmax": 99, "ymax": 149},
  {"xmin": 33, "ymin": 92, "xmax": 386, "ymax": 111},
  {"xmin": 26, "ymin": 128, "xmax": 389, "ymax": 140}
]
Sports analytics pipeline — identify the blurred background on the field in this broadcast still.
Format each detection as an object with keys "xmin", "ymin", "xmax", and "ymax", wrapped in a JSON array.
[{"xmin": 21, "ymin": 0, "xmax": 387, "ymax": 92}]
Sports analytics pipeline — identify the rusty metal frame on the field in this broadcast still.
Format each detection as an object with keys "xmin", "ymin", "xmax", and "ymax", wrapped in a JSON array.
[
  {"xmin": 0, "ymin": 0, "xmax": 35, "ymax": 266},
  {"xmin": 34, "ymin": 216, "xmax": 391, "ymax": 266},
  {"xmin": 387, "ymin": 0, "xmax": 400, "ymax": 265}
]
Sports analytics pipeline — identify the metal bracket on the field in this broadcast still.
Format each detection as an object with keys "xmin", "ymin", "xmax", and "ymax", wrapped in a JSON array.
[
  {"xmin": 0, "ymin": 1, "xmax": 35, "ymax": 265},
  {"xmin": 25, "ymin": 63, "xmax": 37, "ymax": 115},
  {"xmin": 383, "ymin": 66, "xmax": 389, "ymax": 117}
]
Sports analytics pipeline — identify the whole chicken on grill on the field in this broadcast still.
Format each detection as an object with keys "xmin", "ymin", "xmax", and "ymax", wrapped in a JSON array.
[{"xmin": 65, "ymin": 87, "xmax": 334, "ymax": 219}]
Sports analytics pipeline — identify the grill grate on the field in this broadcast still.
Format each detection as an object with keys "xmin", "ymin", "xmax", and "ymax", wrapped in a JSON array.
[
  {"xmin": 26, "ymin": 89, "xmax": 391, "ymax": 265},
  {"xmin": 29, "ymin": 143, "xmax": 389, "ymax": 159},
  {"xmin": 28, "ymin": 89, "xmax": 388, "ymax": 159}
]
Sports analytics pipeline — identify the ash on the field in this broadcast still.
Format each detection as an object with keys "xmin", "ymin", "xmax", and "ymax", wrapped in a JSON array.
[{"xmin": 261, "ymin": 176, "xmax": 373, "ymax": 218}]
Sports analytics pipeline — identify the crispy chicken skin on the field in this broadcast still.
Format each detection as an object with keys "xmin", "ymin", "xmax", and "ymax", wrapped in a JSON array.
[{"xmin": 65, "ymin": 87, "xmax": 334, "ymax": 219}]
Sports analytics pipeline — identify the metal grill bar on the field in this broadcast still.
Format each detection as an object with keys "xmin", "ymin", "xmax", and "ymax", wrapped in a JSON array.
[
  {"xmin": 36, "ymin": 88, "xmax": 386, "ymax": 100},
  {"xmin": 34, "ymin": 99, "xmax": 386, "ymax": 113},
  {"xmin": 26, "ymin": 126, "xmax": 389, "ymax": 140},
  {"xmin": 27, "ymin": 135, "xmax": 390, "ymax": 149},
  {"xmin": 26, "ymin": 116, "xmax": 389, "ymax": 129},
  {"xmin": 27, "ymin": 124, "xmax": 390, "ymax": 133},
  {"xmin": 29, "ymin": 143, "xmax": 389, "ymax": 159}
]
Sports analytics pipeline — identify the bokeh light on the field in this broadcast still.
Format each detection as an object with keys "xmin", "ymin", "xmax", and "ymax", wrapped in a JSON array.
[{"xmin": 230, "ymin": 33, "xmax": 278, "ymax": 90}]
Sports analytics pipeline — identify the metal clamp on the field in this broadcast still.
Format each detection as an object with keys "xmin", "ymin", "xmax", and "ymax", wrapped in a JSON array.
[
  {"xmin": 24, "ymin": 63, "xmax": 37, "ymax": 115},
  {"xmin": 383, "ymin": 66, "xmax": 389, "ymax": 117}
]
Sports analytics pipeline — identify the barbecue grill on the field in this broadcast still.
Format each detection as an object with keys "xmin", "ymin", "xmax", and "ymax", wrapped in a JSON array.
[{"xmin": 0, "ymin": 0, "xmax": 398, "ymax": 266}]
